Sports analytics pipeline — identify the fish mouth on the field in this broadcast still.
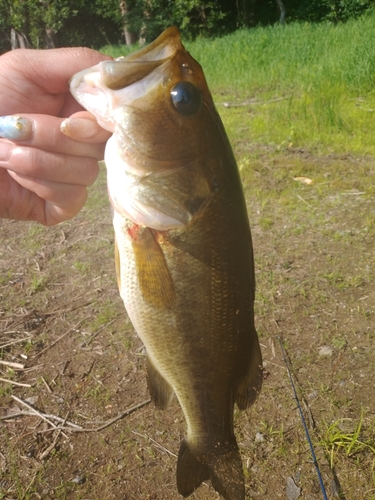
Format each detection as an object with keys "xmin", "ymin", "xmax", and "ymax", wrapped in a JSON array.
[
  {"xmin": 69, "ymin": 27, "xmax": 182, "ymax": 131},
  {"xmin": 97, "ymin": 26, "xmax": 182, "ymax": 91}
]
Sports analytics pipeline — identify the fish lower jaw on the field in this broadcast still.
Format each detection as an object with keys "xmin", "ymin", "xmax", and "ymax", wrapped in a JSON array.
[{"xmin": 110, "ymin": 197, "xmax": 187, "ymax": 231}]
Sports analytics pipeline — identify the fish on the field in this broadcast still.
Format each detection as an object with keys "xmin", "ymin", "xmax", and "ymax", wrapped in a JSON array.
[{"xmin": 69, "ymin": 26, "xmax": 263, "ymax": 500}]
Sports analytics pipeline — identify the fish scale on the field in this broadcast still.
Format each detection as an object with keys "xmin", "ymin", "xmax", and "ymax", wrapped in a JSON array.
[{"xmin": 70, "ymin": 26, "xmax": 263, "ymax": 500}]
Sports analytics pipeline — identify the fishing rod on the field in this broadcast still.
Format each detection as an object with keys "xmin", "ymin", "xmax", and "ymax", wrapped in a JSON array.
[{"xmin": 277, "ymin": 336, "xmax": 329, "ymax": 500}]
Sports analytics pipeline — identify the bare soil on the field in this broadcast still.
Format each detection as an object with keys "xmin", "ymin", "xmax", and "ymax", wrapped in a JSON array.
[{"xmin": 1, "ymin": 148, "xmax": 374, "ymax": 500}]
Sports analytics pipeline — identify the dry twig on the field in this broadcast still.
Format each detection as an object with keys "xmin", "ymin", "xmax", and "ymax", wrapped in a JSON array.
[
  {"xmin": 40, "ymin": 375, "xmax": 52, "ymax": 393},
  {"xmin": 0, "ymin": 336, "xmax": 32, "ymax": 349},
  {"xmin": 2, "ymin": 399, "xmax": 151, "ymax": 434},
  {"xmin": 131, "ymin": 430, "xmax": 177, "ymax": 458},
  {"xmin": 10, "ymin": 395, "xmax": 69, "ymax": 439},
  {"xmin": 0, "ymin": 411, "xmax": 82, "ymax": 430},
  {"xmin": 0, "ymin": 377, "xmax": 32, "ymax": 387},
  {"xmin": 0, "ymin": 360, "xmax": 24, "ymax": 369},
  {"xmin": 68, "ymin": 399, "xmax": 151, "ymax": 432},
  {"xmin": 39, "ymin": 413, "xmax": 70, "ymax": 460},
  {"xmin": 81, "ymin": 318, "xmax": 117, "ymax": 347}
]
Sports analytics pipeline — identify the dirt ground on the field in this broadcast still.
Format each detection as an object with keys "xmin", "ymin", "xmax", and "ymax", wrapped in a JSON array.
[{"xmin": 0, "ymin": 147, "xmax": 374, "ymax": 500}]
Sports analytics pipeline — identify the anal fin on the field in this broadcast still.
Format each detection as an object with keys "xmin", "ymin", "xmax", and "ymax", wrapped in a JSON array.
[{"xmin": 146, "ymin": 353, "xmax": 174, "ymax": 409}]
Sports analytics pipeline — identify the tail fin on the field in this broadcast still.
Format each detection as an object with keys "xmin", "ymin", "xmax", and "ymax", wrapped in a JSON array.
[{"xmin": 176, "ymin": 439, "xmax": 245, "ymax": 500}]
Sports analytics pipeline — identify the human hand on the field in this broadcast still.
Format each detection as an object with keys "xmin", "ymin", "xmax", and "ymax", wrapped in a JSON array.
[{"xmin": 0, "ymin": 48, "xmax": 112, "ymax": 225}]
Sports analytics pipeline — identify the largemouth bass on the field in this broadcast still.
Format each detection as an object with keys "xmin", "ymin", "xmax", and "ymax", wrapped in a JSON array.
[{"xmin": 70, "ymin": 27, "xmax": 262, "ymax": 500}]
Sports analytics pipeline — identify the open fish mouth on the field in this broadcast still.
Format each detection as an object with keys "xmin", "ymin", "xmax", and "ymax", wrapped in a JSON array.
[
  {"xmin": 70, "ymin": 26, "xmax": 210, "ymax": 231},
  {"xmin": 69, "ymin": 27, "xmax": 183, "ymax": 131}
]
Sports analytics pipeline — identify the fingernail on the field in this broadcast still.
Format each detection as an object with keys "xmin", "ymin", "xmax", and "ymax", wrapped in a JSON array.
[
  {"xmin": 60, "ymin": 117, "xmax": 99, "ymax": 139},
  {"xmin": 0, "ymin": 140, "xmax": 12, "ymax": 161},
  {"xmin": 0, "ymin": 115, "xmax": 33, "ymax": 140}
]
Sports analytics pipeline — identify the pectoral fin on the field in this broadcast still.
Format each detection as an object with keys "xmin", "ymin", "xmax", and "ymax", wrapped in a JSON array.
[
  {"xmin": 131, "ymin": 226, "xmax": 175, "ymax": 309},
  {"xmin": 146, "ymin": 353, "xmax": 174, "ymax": 409}
]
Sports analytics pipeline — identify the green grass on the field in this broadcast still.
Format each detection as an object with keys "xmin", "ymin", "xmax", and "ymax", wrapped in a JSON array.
[
  {"xmin": 186, "ymin": 18, "xmax": 375, "ymax": 95},
  {"xmin": 321, "ymin": 411, "xmax": 375, "ymax": 469},
  {"xmin": 101, "ymin": 13, "xmax": 375, "ymax": 155}
]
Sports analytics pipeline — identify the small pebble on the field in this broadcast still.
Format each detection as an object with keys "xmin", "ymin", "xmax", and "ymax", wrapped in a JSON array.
[
  {"xmin": 307, "ymin": 390, "xmax": 318, "ymax": 400},
  {"xmin": 286, "ymin": 476, "xmax": 301, "ymax": 500},
  {"xmin": 71, "ymin": 475, "xmax": 86, "ymax": 485},
  {"xmin": 25, "ymin": 396, "xmax": 38, "ymax": 404},
  {"xmin": 318, "ymin": 345, "xmax": 333, "ymax": 357},
  {"xmin": 255, "ymin": 432, "xmax": 265, "ymax": 443}
]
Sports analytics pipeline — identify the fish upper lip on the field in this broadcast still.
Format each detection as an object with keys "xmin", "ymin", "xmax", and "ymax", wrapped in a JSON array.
[
  {"xmin": 70, "ymin": 27, "xmax": 182, "ymax": 96},
  {"xmin": 97, "ymin": 27, "xmax": 182, "ymax": 91},
  {"xmin": 124, "ymin": 26, "xmax": 181, "ymax": 63}
]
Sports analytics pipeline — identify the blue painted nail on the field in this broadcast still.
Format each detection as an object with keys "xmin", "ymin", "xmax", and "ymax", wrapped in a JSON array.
[{"xmin": 0, "ymin": 115, "xmax": 32, "ymax": 140}]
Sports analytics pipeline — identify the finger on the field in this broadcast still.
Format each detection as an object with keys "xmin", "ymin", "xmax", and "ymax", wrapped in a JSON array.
[
  {"xmin": 0, "ymin": 114, "xmax": 108, "ymax": 157},
  {"xmin": 7, "ymin": 47, "xmax": 112, "ymax": 95},
  {"xmin": 60, "ymin": 111, "xmax": 112, "ymax": 143},
  {"xmin": 0, "ymin": 140, "xmax": 100, "ymax": 186},
  {"xmin": 7, "ymin": 169, "xmax": 89, "ymax": 225},
  {"xmin": 0, "ymin": 48, "xmax": 112, "ymax": 117},
  {"xmin": 60, "ymin": 92, "xmax": 94, "ymax": 117}
]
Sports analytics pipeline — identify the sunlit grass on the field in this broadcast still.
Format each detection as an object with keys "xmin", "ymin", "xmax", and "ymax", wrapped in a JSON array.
[
  {"xmin": 188, "ymin": 20, "xmax": 375, "ymax": 94},
  {"xmin": 320, "ymin": 411, "xmax": 375, "ymax": 469},
  {"xmin": 101, "ymin": 13, "xmax": 375, "ymax": 155}
]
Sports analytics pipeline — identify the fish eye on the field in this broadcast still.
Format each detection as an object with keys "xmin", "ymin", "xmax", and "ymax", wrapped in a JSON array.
[{"xmin": 170, "ymin": 82, "xmax": 201, "ymax": 116}]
